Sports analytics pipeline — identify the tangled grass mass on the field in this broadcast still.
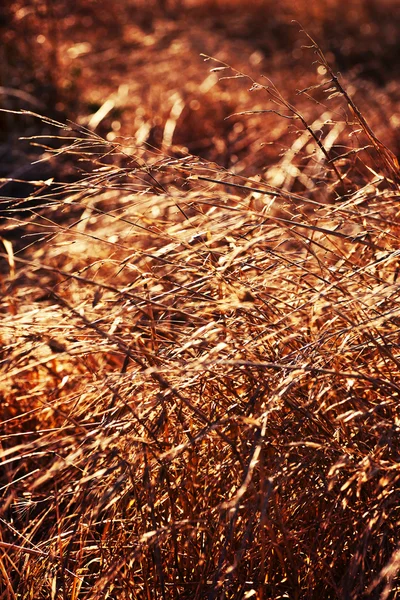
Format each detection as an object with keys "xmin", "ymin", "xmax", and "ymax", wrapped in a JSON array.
[{"xmin": 0, "ymin": 1, "xmax": 400, "ymax": 598}]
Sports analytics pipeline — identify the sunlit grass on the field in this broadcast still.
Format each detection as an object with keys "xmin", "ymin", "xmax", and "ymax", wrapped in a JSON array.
[{"xmin": 1, "ymin": 2, "xmax": 400, "ymax": 598}]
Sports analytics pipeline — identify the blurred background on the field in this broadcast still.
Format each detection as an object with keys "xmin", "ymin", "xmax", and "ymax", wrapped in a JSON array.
[{"xmin": 1, "ymin": 0, "xmax": 400, "ymax": 189}]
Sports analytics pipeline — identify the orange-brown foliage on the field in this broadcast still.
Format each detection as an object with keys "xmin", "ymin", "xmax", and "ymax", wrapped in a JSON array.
[{"xmin": 1, "ymin": 1, "xmax": 400, "ymax": 598}]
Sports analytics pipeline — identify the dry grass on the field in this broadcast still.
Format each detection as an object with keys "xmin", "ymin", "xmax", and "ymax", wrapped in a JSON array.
[{"xmin": 1, "ymin": 1, "xmax": 400, "ymax": 599}]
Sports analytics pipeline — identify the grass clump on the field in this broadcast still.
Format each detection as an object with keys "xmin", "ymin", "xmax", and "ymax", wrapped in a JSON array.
[{"xmin": 1, "ymin": 6, "xmax": 400, "ymax": 600}]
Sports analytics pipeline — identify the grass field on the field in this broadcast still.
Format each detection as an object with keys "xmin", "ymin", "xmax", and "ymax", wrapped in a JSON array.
[{"xmin": 1, "ymin": 1, "xmax": 400, "ymax": 598}]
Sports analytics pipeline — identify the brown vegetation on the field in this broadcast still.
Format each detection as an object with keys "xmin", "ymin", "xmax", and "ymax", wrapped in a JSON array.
[{"xmin": 1, "ymin": 1, "xmax": 400, "ymax": 598}]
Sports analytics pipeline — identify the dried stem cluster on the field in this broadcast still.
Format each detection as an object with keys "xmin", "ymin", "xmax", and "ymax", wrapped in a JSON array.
[{"xmin": 1, "ymin": 5, "xmax": 400, "ymax": 599}]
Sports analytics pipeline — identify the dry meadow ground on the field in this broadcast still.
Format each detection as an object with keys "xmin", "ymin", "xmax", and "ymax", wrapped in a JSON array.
[{"xmin": 1, "ymin": 1, "xmax": 400, "ymax": 598}]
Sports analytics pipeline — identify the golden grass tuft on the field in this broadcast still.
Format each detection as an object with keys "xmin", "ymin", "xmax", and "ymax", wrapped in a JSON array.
[{"xmin": 1, "ymin": 2, "xmax": 400, "ymax": 599}]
